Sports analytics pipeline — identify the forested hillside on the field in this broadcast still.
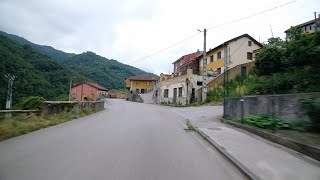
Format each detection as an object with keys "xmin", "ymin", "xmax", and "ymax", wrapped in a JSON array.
[
  {"xmin": 63, "ymin": 52, "xmax": 150, "ymax": 89},
  {"xmin": 0, "ymin": 35, "xmax": 89, "ymax": 109},
  {"xmin": 0, "ymin": 30, "xmax": 152, "ymax": 90},
  {"xmin": 0, "ymin": 30, "xmax": 75, "ymax": 62}
]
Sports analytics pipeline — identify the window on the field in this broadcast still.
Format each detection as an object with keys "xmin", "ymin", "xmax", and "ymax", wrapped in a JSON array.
[
  {"xmin": 178, "ymin": 87, "xmax": 182, "ymax": 97},
  {"xmin": 305, "ymin": 27, "xmax": 307, "ymax": 31},
  {"xmin": 164, "ymin": 89, "xmax": 169, "ymax": 98},
  {"xmin": 310, "ymin": 25, "xmax": 312, "ymax": 30},
  {"xmin": 217, "ymin": 52, "xmax": 221, "ymax": 59},
  {"xmin": 136, "ymin": 81, "xmax": 140, "ymax": 85},
  {"xmin": 147, "ymin": 81, "xmax": 150, "ymax": 85},
  {"xmin": 210, "ymin": 55, "xmax": 213, "ymax": 62},
  {"xmin": 247, "ymin": 52, "xmax": 253, "ymax": 60},
  {"xmin": 217, "ymin": 68, "xmax": 221, "ymax": 74},
  {"xmin": 197, "ymin": 81, "xmax": 203, "ymax": 86},
  {"xmin": 248, "ymin": 41, "xmax": 252, "ymax": 46}
]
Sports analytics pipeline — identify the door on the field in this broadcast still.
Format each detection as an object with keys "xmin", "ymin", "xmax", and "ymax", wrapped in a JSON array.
[{"xmin": 173, "ymin": 88, "xmax": 177, "ymax": 103}]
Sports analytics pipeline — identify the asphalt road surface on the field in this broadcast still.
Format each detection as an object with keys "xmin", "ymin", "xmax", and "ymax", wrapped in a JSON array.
[{"xmin": 0, "ymin": 99, "xmax": 247, "ymax": 180}]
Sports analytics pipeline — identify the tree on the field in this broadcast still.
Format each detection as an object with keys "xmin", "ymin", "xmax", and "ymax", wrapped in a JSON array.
[
  {"xmin": 267, "ymin": 37, "xmax": 283, "ymax": 45},
  {"xmin": 254, "ymin": 46, "xmax": 286, "ymax": 76},
  {"xmin": 287, "ymin": 26, "xmax": 303, "ymax": 41}
]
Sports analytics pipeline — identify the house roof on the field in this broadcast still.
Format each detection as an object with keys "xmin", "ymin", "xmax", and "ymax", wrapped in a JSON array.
[
  {"xmin": 284, "ymin": 19, "xmax": 316, "ymax": 33},
  {"xmin": 197, "ymin": 34, "xmax": 263, "ymax": 59},
  {"xmin": 127, "ymin": 75, "xmax": 159, "ymax": 81},
  {"xmin": 172, "ymin": 51, "xmax": 203, "ymax": 64},
  {"xmin": 72, "ymin": 82, "xmax": 108, "ymax": 91}
]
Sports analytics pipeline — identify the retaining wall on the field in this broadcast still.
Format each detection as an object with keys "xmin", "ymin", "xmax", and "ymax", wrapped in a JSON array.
[
  {"xmin": 41, "ymin": 101, "xmax": 105, "ymax": 115},
  {"xmin": 224, "ymin": 93, "xmax": 320, "ymax": 121}
]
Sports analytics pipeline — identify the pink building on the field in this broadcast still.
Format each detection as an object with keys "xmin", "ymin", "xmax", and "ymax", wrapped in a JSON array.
[{"xmin": 71, "ymin": 82, "xmax": 108, "ymax": 101}]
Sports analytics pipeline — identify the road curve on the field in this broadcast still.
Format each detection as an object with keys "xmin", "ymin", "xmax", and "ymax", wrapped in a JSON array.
[{"xmin": 0, "ymin": 99, "xmax": 247, "ymax": 180}]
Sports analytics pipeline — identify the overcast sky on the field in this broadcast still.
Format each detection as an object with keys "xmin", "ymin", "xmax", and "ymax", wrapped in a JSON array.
[{"xmin": 0, "ymin": 0, "xmax": 319, "ymax": 74}]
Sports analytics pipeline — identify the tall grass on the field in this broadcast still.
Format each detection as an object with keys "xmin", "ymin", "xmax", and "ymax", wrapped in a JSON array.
[{"xmin": 0, "ymin": 107, "xmax": 102, "ymax": 141}]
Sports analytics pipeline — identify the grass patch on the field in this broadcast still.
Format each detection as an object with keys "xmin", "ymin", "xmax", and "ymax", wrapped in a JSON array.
[
  {"xmin": 184, "ymin": 122, "xmax": 197, "ymax": 132},
  {"xmin": 0, "ymin": 107, "xmax": 102, "ymax": 141}
]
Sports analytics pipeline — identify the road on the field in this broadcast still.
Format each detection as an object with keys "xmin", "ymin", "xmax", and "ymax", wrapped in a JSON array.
[{"xmin": 0, "ymin": 99, "xmax": 246, "ymax": 180}]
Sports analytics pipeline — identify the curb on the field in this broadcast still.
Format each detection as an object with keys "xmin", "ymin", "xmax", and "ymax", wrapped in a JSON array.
[{"xmin": 186, "ymin": 120, "xmax": 260, "ymax": 180}]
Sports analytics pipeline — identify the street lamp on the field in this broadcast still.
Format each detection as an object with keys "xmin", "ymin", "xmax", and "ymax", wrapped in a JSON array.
[{"xmin": 69, "ymin": 77, "xmax": 76, "ymax": 101}]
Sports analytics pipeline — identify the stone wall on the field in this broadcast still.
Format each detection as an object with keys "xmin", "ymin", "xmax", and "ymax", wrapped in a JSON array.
[
  {"xmin": 41, "ymin": 101, "xmax": 105, "ymax": 116},
  {"xmin": 126, "ymin": 94, "xmax": 143, "ymax": 103},
  {"xmin": 224, "ymin": 93, "xmax": 320, "ymax": 121}
]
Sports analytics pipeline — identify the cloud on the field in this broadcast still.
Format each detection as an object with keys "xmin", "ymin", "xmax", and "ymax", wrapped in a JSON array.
[{"xmin": 0, "ymin": 0, "xmax": 319, "ymax": 74}]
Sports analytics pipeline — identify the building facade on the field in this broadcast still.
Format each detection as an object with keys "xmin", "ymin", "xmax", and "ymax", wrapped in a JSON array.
[
  {"xmin": 285, "ymin": 16, "xmax": 320, "ymax": 41},
  {"xmin": 159, "ymin": 69, "xmax": 205, "ymax": 105},
  {"xmin": 158, "ymin": 34, "xmax": 261, "ymax": 105},
  {"xmin": 172, "ymin": 51, "xmax": 202, "ymax": 74},
  {"xmin": 71, "ymin": 82, "xmax": 108, "ymax": 101},
  {"xmin": 199, "ymin": 34, "xmax": 262, "ymax": 77},
  {"xmin": 125, "ymin": 75, "xmax": 159, "ymax": 94}
]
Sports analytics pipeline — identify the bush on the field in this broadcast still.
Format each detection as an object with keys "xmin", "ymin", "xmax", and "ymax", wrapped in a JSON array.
[
  {"xmin": 207, "ymin": 86, "xmax": 224, "ymax": 102},
  {"xmin": 14, "ymin": 96, "xmax": 45, "ymax": 110},
  {"xmin": 235, "ymin": 114, "xmax": 290, "ymax": 131}
]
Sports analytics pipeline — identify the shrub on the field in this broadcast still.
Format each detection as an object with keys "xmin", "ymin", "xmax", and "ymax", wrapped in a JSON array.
[
  {"xmin": 207, "ymin": 86, "xmax": 224, "ymax": 102},
  {"xmin": 235, "ymin": 114, "xmax": 290, "ymax": 131},
  {"xmin": 14, "ymin": 96, "xmax": 45, "ymax": 110}
]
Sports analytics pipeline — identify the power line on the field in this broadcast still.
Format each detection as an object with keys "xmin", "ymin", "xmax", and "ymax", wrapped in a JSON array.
[
  {"xmin": 207, "ymin": 0, "xmax": 297, "ymax": 30},
  {"xmin": 127, "ymin": 32, "xmax": 201, "ymax": 64},
  {"xmin": 128, "ymin": 0, "xmax": 297, "ymax": 64}
]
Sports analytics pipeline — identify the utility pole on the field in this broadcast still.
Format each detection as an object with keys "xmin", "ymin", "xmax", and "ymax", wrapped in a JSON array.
[
  {"xmin": 270, "ymin": 25, "xmax": 274, "ymax": 38},
  {"xmin": 315, "ymin": 12, "xmax": 318, "ymax": 31},
  {"xmin": 199, "ymin": 28, "xmax": 207, "ymax": 103},
  {"xmin": 5, "ymin": 74, "xmax": 15, "ymax": 110},
  {"xmin": 223, "ymin": 43, "xmax": 228, "ymax": 118}
]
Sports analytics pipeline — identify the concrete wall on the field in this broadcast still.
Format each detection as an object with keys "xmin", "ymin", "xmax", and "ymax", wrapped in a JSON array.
[
  {"xmin": 224, "ymin": 93, "xmax": 320, "ymax": 121},
  {"xmin": 41, "ymin": 101, "xmax": 105, "ymax": 116}
]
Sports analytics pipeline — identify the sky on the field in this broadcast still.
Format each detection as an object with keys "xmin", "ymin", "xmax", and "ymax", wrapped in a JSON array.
[{"xmin": 0, "ymin": 0, "xmax": 319, "ymax": 74}]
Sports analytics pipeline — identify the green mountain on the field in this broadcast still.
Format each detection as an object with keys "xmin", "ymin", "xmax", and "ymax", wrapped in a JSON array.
[
  {"xmin": 0, "ymin": 30, "xmax": 152, "ymax": 90},
  {"xmin": 0, "ymin": 35, "xmax": 90, "ymax": 109},
  {"xmin": 0, "ymin": 30, "xmax": 75, "ymax": 62},
  {"xmin": 63, "ymin": 52, "xmax": 150, "ymax": 89}
]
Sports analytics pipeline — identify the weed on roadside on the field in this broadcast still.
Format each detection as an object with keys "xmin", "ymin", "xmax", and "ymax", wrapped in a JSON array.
[{"xmin": 184, "ymin": 122, "xmax": 197, "ymax": 132}]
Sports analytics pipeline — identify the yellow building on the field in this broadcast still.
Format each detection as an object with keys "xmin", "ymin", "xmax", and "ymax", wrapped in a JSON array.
[{"xmin": 125, "ymin": 75, "xmax": 159, "ymax": 94}]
